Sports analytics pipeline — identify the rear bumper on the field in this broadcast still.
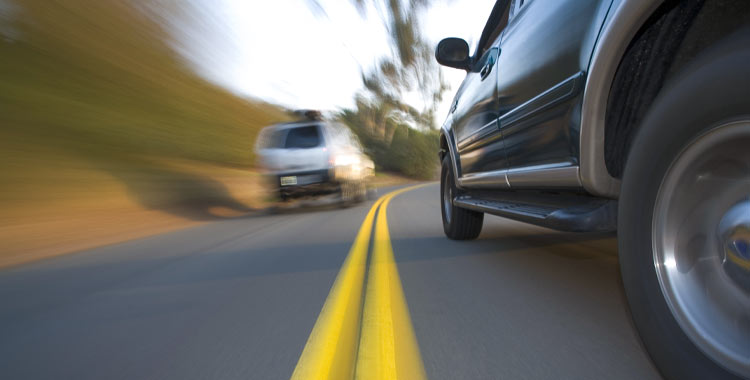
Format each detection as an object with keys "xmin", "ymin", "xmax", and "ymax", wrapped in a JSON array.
[{"xmin": 273, "ymin": 169, "xmax": 339, "ymax": 197}]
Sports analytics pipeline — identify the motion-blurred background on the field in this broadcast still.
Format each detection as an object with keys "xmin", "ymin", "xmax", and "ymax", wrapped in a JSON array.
[{"xmin": 0, "ymin": 0, "xmax": 493, "ymax": 266}]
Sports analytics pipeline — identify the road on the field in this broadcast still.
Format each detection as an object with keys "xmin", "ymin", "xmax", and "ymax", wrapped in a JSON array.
[{"xmin": 0, "ymin": 183, "xmax": 661, "ymax": 379}]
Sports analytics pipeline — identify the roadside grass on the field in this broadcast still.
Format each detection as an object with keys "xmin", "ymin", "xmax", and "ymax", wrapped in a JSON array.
[
  {"xmin": 0, "ymin": 1, "xmax": 290, "ymax": 165},
  {"xmin": 371, "ymin": 171, "xmax": 419, "ymax": 188},
  {"xmin": 0, "ymin": 1, "xmax": 291, "ymax": 266},
  {"xmin": 0, "ymin": 155, "xmax": 272, "ymax": 268},
  {"xmin": 0, "ymin": 153, "xmax": 415, "ymax": 268}
]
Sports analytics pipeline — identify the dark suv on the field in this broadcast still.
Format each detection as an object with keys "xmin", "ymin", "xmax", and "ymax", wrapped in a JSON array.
[{"xmin": 435, "ymin": 1, "xmax": 749, "ymax": 379}]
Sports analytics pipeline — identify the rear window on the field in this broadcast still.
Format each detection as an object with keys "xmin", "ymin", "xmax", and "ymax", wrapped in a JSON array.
[
  {"xmin": 255, "ymin": 125, "xmax": 287, "ymax": 149},
  {"xmin": 284, "ymin": 125, "xmax": 321, "ymax": 148}
]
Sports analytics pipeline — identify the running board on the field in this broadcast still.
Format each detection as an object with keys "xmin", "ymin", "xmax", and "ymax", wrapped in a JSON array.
[{"xmin": 453, "ymin": 193, "xmax": 617, "ymax": 232}]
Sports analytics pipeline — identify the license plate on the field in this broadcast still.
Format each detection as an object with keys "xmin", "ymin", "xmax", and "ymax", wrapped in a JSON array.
[{"xmin": 280, "ymin": 176, "xmax": 297, "ymax": 186}]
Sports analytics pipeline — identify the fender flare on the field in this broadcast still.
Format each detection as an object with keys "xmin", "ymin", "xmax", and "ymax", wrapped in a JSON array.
[
  {"xmin": 440, "ymin": 127, "xmax": 463, "ymax": 188},
  {"xmin": 579, "ymin": 0, "xmax": 663, "ymax": 198}
]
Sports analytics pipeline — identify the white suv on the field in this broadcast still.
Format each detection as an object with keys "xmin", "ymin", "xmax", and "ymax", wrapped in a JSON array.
[{"xmin": 255, "ymin": 117, "xmax": 374, "ymax": 204}]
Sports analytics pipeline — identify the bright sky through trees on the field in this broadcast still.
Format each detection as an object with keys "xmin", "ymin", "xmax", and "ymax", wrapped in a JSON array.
[{"xmin": 165, "ymin": 0, "xmax": 495, "ymax": 123}]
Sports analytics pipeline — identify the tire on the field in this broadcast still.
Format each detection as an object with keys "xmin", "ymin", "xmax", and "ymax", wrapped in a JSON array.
[
  {"xmin": 441, "ymin": 154, "xmax": 483, "ymax": 240},
  {"xmin": 340, "ymin": 182, "xmax": 353, "ymax": 207},
  {"xmin": 340, "ymin": 180, "xmax": 363, "ymax": 207},
  {"xmin": 619, "ymin": 30, "xmax": 750, "ymax": 380},
  {"xmin": 354, "ymin": 181, "xmax": 367, "ymax": 203}
]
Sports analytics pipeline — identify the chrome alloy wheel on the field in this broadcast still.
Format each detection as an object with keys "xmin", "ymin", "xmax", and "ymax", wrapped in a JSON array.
[{"xmin": 653, "ymin": 120, "xmax": 750, "ymax": 377}]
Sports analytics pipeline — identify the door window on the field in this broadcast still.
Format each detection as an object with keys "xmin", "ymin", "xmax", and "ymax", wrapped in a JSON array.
[
  {"xmin": 256, "ymin": 127, "xmax": 287, "ymax": 149},
  {"xmin": 476, "ymin": 1, "xmax": 510, "ymax": 59},
  {"xmin": 509, "ymin": 0, "xmax": 529, "ymax": 21}
]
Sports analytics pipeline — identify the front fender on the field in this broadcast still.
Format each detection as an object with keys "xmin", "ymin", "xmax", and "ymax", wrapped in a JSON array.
[{"xmin": 440, "ymin": 127, "xmax": 463, "ymax": 188}]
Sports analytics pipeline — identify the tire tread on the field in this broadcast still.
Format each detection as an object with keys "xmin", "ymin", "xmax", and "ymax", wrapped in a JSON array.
[{"xmin": 441, "ymin": 156, "xmax": 483, "ymax": 240}]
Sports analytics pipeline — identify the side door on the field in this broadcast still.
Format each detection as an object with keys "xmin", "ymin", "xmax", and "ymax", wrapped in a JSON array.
[
  {"xmin": 453, "ymin": 46, "xmax": 503, "ymax": 175},
  {"xmin": 495, "ymin": 0, "xmax": 613, "ymax": 187},
  {"xmin": 452, "ymin": 1, "xmax": 511, "ymax": 176}
]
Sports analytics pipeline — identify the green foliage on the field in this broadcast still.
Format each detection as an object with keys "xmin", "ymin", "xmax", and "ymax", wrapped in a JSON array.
[
  {"xmin": 340, "ymin": 110, "xmax": 438, "ymax": 180},
  {"xmin": 387, "ymin": 125, "xmax": 439, "ymax": 179}
]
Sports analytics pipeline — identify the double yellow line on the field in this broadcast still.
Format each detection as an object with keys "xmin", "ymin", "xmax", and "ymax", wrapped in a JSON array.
[{"xmin": 290, "ymin": 185, "xmax": 427, "ymax": 380}]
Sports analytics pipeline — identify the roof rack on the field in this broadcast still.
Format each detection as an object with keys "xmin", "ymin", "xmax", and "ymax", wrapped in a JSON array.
[{"xmin": 293, "ymin": 109, "xmax": 323, "ymax": 121}]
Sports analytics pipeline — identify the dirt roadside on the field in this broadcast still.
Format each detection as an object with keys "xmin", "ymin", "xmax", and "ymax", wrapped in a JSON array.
[{"xmin": 0, "ymin": 156, "xmax": 414, "ymax": 269}]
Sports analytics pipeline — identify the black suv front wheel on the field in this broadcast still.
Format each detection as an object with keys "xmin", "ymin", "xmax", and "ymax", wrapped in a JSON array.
[{"xmin": 619, "ymin": 31, "xmax": 750, "ymax": 380}]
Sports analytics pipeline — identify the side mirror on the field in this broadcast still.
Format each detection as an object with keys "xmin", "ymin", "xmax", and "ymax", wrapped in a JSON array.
[{"xmin": 435, "ymin": 37, "xmax": 470, "ymax": 70}]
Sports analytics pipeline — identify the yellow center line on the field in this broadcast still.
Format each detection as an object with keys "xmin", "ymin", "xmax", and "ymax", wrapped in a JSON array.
[
  {"xmin": 290, "ymin": 184, "xmax": 428, "ymax": 380},
  {"xmin": 290, "ymin": 196, "xmax": 385, "ymax": 380},
  {"xmin": 355, "ymin": 186, "xmax": 427, "ymax": 380}
]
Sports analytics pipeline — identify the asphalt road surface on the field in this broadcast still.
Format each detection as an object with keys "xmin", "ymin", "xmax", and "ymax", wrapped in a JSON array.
[{"xmin": 0, "ymin": 183, "xmax": 662, "ymax": 379}]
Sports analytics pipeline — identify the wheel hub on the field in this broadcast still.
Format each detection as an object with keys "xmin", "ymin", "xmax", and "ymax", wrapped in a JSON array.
[
  {"xmin": 718, "ymin": 200, "xmax": 750, "ymax": 293},
  {"xmin": 653, "ymin": 120, "xmax": 750, "ymax": 377},
  {"xmin": 443, "ymin": 180, "xmax": 452, "ymax": 222}
]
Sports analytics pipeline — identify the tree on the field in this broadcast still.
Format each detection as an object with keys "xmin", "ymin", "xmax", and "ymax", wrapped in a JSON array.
[
  {"xmin": 309, "ymin": 0, "xmax": 447, "ymax": 131},
  {"xmin": 354, "ymin": 0, "xmax": 447, "ymax": 131},
  {"xmin": 309, "ymin": 0, "xmax": 445, "ymax": 178}
]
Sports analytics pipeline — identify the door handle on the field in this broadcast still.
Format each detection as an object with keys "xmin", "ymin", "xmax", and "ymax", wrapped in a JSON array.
[
  {"xmin": 480, "ymin": 64, "xmax": 491, "ymax": 79},
  {"xmin": 480, "ymin": 52, "xmax": 496, "ymax": 80}
]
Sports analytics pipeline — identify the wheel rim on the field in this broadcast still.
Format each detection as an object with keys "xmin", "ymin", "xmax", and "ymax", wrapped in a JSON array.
[
  {"xmin": 653, "ymin": 120, "xmax": 750, "ymax": 376},
  {"xmin": 443, "ymin": 170, "xmax": 452, "ymax": 222}
]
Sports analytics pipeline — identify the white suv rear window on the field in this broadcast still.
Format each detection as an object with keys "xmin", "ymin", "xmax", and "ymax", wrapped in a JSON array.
[{"xmin": 284, "ymin": 125, "xmax": 321, "ymax": 149}]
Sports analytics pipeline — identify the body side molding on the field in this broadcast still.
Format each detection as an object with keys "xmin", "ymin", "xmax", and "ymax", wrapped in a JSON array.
[
  {"xmin": 459, "ymin": 162, "xmax": 581, "ymax": 189},
  {"xmin": 499, "ymin": 72, "xmax": 584, "ymax": 130}
]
